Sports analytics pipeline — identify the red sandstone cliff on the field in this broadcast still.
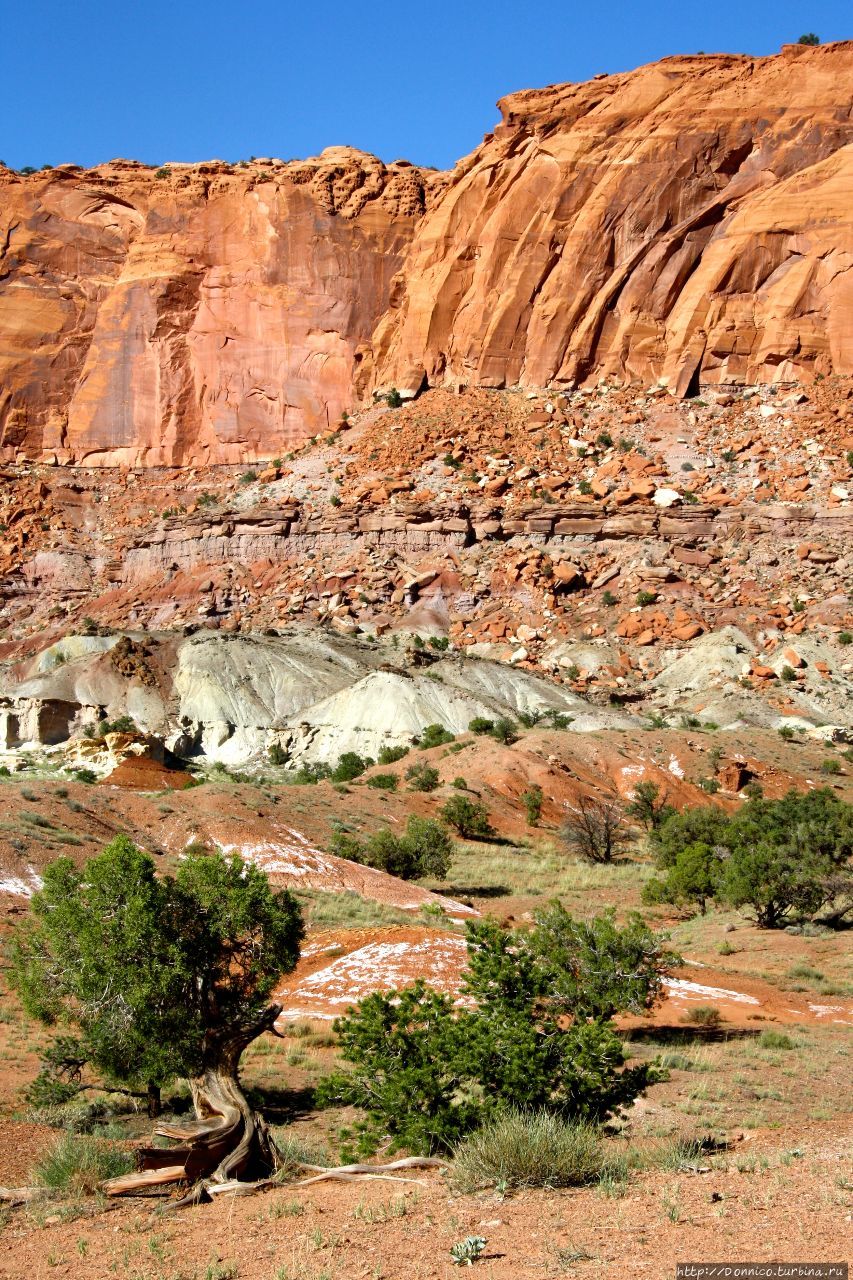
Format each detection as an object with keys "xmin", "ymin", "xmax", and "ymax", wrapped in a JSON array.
[
  {"xmin": 1, "ymin": 43, "xmax": 851, "ymax": 466},
  {"xmin": 373, "ymin": 43, "xmax": 853, "ymax": 398}
]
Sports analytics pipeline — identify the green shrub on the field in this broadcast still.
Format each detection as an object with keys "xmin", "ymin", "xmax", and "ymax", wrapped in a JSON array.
[
  {"xmin": 98, "ymin": 715, "xmax": 137, "ymax": 737},
  {"xmin": 820, "ymin": 758, "xmax": 841, "ymax": 775},
  {"xmin": 491, "ymin": 716, "xmax": 518, "ymax": 745},
  {"xmin": 522, "ymin": 785, "xmax": 543, "ymax": 826},
  {"xmin": 366, "ymin": 773, "xmax": 398, "ymax": 791},
  {"xmin": 331, "ymin": 752, "xmax": 371, "ymax": 783},
  {"xmin": 780, "ymin": 665, "xmax": 797, "ymax": 682},
  {"xmin": 385, "ymin": 388, "xmax": 403, "ymax": 409},
  {"xmin": 418, "ymin": 723, "xmax": 455, "ymax": 750},
  {"xmin": 602, "ymin": 590, "xmax": 618, "ymax": 607},
  {"xmin": 636, "ymin": 591, "xmax": 657, "ymax": 607},
  {"xmin": 268, "ymin": 742, "xmax": 287, "ymax": 766},
  {"xmin": 758, "ymin": 1030, "xmax": 795, "ymax": 1051},
  {"xmin": 239, "ymin": 470, "xmax": 258, "ymax": 484},
  {"xmin": 468, "ymin": 717, "xmax": 494, "ymax": 736},
  {"xmin": 378, "ymin": 744, "xmax": 409, "ymax": 765},
  {"xmin": 288, "ymin": 762, "xmax": 332, "ymax": 785},
  {"xmin": 34, "ymin": 1132, "xmax": 134, "ymax": 1194},
  {"xmin": 406, "ymin": 761, "xmax": 440, "ymax": 792},
  {"xmin": 451, "ymin": 1110, "xmax": 604, "ymax": 1191},
  {"xmin": 697, "ymin": 777, "xmax": 719, "ymax": 794},
  {"xmin": 71, "ymin": 768, "xmax": 97, "ymax": 785},
  {"xmin": 429, "ymin": 636, "xmax": 450, "ymax": 651},
  {"xmin": 440, "ymin": 794, "xmax": 493, "ymax": 839},
  {"xmin": 318, "ymin": 913, "xmax": 672, "ymax": 1155},
  {"xmin": 332, "ymin": 815, "xmax": 453, "ymax": 881},
  {"xmin": 839, "ymin": 632, "xmax": 853, "ymax": 646},
  {"xmin": 778, "ymin": 726, "xmax": 795, "ymax": 741}
]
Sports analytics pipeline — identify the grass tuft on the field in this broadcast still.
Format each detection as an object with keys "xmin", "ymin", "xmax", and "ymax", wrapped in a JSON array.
[{"xmin": 451, "ymin": 1109, "xmax": 604, "ymax": 1192}]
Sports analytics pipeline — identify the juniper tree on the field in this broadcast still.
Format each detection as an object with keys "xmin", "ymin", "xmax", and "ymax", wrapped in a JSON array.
[{"xmin": 10, "ymin": 835, "xmax": 304, "ymax": 1192}]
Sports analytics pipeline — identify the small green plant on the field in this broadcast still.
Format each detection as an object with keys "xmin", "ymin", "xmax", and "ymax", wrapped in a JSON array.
[
  {"xmin": 820, "ymin": 758, "xmax": 841, "ymax": 775},
  {"xmin": 418, "ymin": 723, "xmax": 455, "ymax": 750},
  {"xmin": 797, "ymin": 32, "xmax": 820, "ymax": 44},
  {"xmin": 440, "ymin": 794, "xmax": 493, "ymax": 838},
  {"xmin": 490, "ymin": 716, "xmax": 518, "ymax": 745},
  {"xmin": 331, "ymin": 752, "xmax": 371, "ymax": 783},
  {"xmin": 780, "ymin": 665, "xmax": 797, "ymax": 682},
  {"xmin": 468, "ymin": 717, "xmax": 494, "ymax": 736},
  {"xmin": 450, "ymin": 1236, "xmax": 487, "ymax": 1266},
  {"xmin": 385, "ymin": 387, "xmax": 403, "ymax": 409},
  {"xmin": 697, "ymin": 777, "xmax": 719, "ymax": 794},
  {"xmin": 758, "ymin": 1030, "xmax": 795, "ymax": 1050},
  {"xmin": 268, "ymin": 742, "xmax": 287, "ymax": 766},
  {"xmin": 71, "ymin": 768, "xmax": 97, "ymax": 784},
  {"xmin": 564, "ymin": 663, "xmax": 581, "ymax": 681},
  {"xmin": 778, "ymin": 725, "xmax": 795, "ymax": 741},
  {"xmin": 636, "ymin": 591, "xmax": 657, "ymax": 607},
  {"xmin": 154, "ymin": 166, "xmax": 171, "ymax": 178},
  {"xmin": 429, "ymin": 635, "xmax": 450, "ymax": 651},
  {"xmin": 329, "ymin": 492, "xmax": 342, "ymax": 507},
  {"xmin": 597, "ymin": 432, "xmax": 613, "ymax": 448},
  {"xmin": 578, "ymin": 479, "xmax": 592, "ymax": 495},
  {"xmin": 239, "ymin": 470, "xmax": 258, "ymax": 484},
  {"xmin": 377, "ymin": 743, "xmax": 409, "ymax": 765},
  {"xmin": 839, "ymin": 632, "xmax": 853, "ymax": 646},
  {"xmin": 366, "ymin": 773, "xmax": 398, "ymax": 791},
  {"xmin": 406, "ymin": 761, "xmax": 440, "ymax": 792},
  {"xmin": 522, "ymin": 785, "xmax": 543, "ymax": 826},
  {"xmin": 602, "ymin": 590, "xmax": 618, "ymax": 607}
]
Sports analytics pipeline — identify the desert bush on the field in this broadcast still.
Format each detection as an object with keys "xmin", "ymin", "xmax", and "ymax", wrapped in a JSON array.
[
  {"xmin": 644, "ymin": 789, "xmax": 853, "ymax": 925},
  {"xmin": 683, "ymin": 1006, "xmax": 721, "ymax": 1028},
  {"xmin": 451, "ymin": 1110, "xmax": 604, "ymax": 1191},
  {"xmin": 758, "ymin": 1030, "xmax": 795, "ymax": 1051},
  {"xmin": 441, "ymin": 794, "xmax": 493, "ymax": 839},
  {"xmin": 378, "ymin": 744, "xmax": 409, "ymax": 765},
  {"xmin": 468, "ymin": 717, "xmax": 494, "ymax": 736},
  {"xmin": 626, "ymin": 782, "xmax": 675, "ymax": 832},
  {"xmin": 319, "ymin": 913, "xmax": 672, "ymax": 1155},
  {"xmin": 562, "ymin": 796, "xmax": 627, "ymax": 864},
  {"xmin": 418, "ymin": 723, "xmax": 455, "ymax": 750},
  {"xmin": 491, "ymin": 717, "xmax": 518, "ymax": 745},
  {"xmin": 406, "ymin": 761, "xmax": 440, "ymax": 792},
  {"xmin": 34, "ymin": 1132, "xmax": 134, "ymax": 1194},
  {"xmin": 267, "ymin": 742, "xmax": 287, "ymax": 766},
  {"xmin": 522, "ymin": 785, "xmax": 543, "ymax": 826},
  {"xmin": 331, "ymin": 752, "xmax": 371, "ymax": 783},
  {"xmin": 820, "ymin": 758, "xmax": 841, "ymax": 775},
  {"xmin": 366, "ymin": 773, "xmax": 398, "ymax": 791},
  {"xmin": 331, "ymin": 815, "xmax": 453, "ymax": 881}
]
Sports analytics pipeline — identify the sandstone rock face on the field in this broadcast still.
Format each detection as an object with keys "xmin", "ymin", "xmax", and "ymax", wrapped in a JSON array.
[
  {"xmin": 374, "ymin": 42, "xmax": 853, "ymax": 398},
  {"xmin": 1, "ymin": 44, "xmax": 852, "ymax": 466},
  {"xmin": 0, "ymin": 152, "xmax": 436, "ymax": 465}
]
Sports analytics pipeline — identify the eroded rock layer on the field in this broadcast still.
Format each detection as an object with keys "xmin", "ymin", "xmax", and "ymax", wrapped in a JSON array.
[
  {"xmin": 375, "ymin": 43, "xmax": 853, "ymax": 398},
  {"xmin": 0, "ymin": 151, "xmax": 436, "ymax": 466},
  {"xmin": 1, "ymin": 43, "xmax": 852, "ymax": 466}
]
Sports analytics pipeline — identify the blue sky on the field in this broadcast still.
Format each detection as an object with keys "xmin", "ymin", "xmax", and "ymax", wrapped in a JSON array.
[{"xmin": 4, "ymin": 1, "xmax": 849, "ymax": 171}]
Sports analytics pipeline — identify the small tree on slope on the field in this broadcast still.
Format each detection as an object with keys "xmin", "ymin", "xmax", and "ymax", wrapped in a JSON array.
[
  {"xmin": 9, "ymin": 835, "xmax": 304, "ymax": 1195},
  {"xmin": 317, "ymin": 910, "xmax": 677, "ymax": 1156}
]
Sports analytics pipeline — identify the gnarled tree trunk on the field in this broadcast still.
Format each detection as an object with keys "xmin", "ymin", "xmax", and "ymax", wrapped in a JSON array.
[{"xmin": 104, "ymin": 1004, "xmax": 282, "ymax": 1200}]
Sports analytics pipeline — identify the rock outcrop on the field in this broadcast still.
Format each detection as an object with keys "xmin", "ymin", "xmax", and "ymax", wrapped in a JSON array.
[
  {"xmin": 374, "ymin": 43, "xmax": 853, "ymax": 398},
  {"xmin": 1, "ymin": 45, "xmax": 852, "ymax": 467},
  {"xmin": 0, "ymin": 151, "xmax": 436, "ymax": 466}
]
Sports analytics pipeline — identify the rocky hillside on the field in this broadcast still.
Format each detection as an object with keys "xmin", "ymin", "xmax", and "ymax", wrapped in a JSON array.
[{"xmin": 1, "ymin": 42, "xmax": 852, "ymax": 466}]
